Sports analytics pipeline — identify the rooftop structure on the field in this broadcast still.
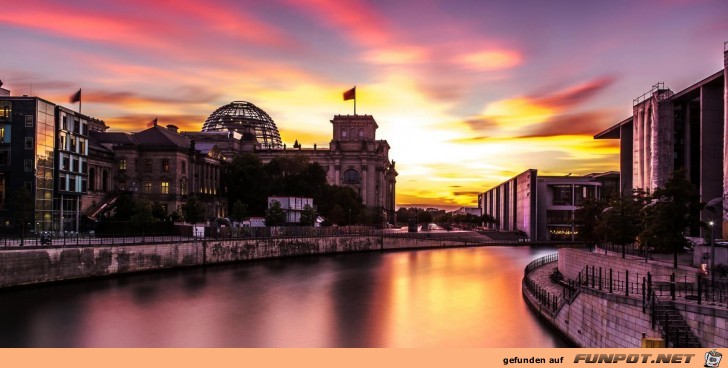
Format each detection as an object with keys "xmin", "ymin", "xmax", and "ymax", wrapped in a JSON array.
[{"xmin": 201, "ymin": 101, "xmax": 283, "ymax": 149}]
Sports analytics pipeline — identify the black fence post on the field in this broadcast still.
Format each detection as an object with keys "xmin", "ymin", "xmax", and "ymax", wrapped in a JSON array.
[
  {"xmin": 670, "ymin": 273, "xmax": 675, "ymax": 301},
  {"xmin": 609, "ymin": 268, "xmax": 613, "ymax": 293},
  {"xmin": 698, "ymin": 275, "xmax": 702, "ymax": 305},
  {"xmin": 642, "ymin": 277, "xmax": 646, "ymax": 313},
  {"xmin": 599, "ymin": 267, "xmax": 602, "ymax": 290},
  {"xmin": 591, "ymin": 266, "xmax": 595, "ymax": 288},
  {"xmin": 625, "ymin": 270, "xmax": 629, "ymax": 296}
]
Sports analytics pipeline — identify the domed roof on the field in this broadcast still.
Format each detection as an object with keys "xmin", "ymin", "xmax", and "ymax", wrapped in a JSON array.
[{"xmin": 202, "ymin": 101, "xmax": 283, "ymax": 149}]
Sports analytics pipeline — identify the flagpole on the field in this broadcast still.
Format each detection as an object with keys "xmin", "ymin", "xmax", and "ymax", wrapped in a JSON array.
[
  {"xmin": 354, "ymin": 86, "xmax": 357, "ymax": 115},
  {"xmin": 79, "ymin": 88, "xmax": 82, "ymax": 115}
]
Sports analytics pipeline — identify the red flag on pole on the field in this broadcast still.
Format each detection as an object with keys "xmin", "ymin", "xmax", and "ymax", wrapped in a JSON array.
[
  {"xmin": 70, "ymin": 89, "xmax": 81, "ymax": 103},
  {"xmin": 147, "ymin": 117, "xmax": 158, "ymax": 127},
  {"xmin": 343, "ymin": 87, "xmax": 355, "ymax": 101}
]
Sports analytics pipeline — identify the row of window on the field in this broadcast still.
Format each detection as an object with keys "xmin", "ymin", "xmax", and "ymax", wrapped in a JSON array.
[
  {"xmin": 118, "ymin": 158, "xmax": 186, "ymax": 174},
  {"xmin": 60, "ymin": 155, "xmax": 88, "ymax": 174},
  {"xmin": 341, "ymin": 128, "xmax": 365, "ymax": 139},
  {"xmin": 60, "ymin": 115, "xmax": 88, "ymax": 135},
  {"xmin": 58, "ymin": 133, "xmax": 87, "ymax": 154}
]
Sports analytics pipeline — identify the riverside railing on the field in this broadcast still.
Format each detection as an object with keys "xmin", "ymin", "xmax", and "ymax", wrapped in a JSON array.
[{"xmin": 522, "ymin": 253, "xmax": 571, "ymax": 316}]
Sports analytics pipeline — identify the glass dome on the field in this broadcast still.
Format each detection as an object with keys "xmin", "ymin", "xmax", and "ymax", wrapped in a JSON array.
[{"xmin": 202, "ymin": 101, "xmax": 283, "ymax": 149}]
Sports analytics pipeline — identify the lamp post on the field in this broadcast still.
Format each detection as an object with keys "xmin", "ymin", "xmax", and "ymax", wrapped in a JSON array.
[{"xmin": 709, "ymin": 220, "xmax": 715, "ymax": 284}]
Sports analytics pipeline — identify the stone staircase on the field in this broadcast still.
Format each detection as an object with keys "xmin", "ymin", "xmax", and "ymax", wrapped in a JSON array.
[{"xmin": 652, "ymin": 301, "xmax": 701, "ymax": 347}]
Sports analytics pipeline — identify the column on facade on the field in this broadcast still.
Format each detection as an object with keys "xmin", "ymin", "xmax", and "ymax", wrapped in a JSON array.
[
  {"xmin": 643, "ymin": 105, "xmax": 652, "ymax": 191},
  {"xmin": 634, "ymin": 107, "xmax": 642, "ymax": 189},
  {"xmin": 361, "ymin": 164, "xmax": 368, "ymax": 206}
]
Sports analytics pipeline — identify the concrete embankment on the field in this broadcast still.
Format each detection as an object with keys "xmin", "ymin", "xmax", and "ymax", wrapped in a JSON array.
[
  {"xmin": 0, "ymin": 234, "xmax": 477, "ymax": 288},
  {"xmin": 523, "ymin": 248, "xmax": 728, "ymax": 347}
]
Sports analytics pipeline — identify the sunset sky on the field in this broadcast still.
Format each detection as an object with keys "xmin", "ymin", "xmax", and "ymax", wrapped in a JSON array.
[{"xmin": 2, "ymin": 0, "xmax": 727, "ymax": 209}]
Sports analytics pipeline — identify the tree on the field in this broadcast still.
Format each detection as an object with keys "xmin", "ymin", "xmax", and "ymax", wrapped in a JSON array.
[
  {"xmin": 7, "ymin": 186, "xmax": 34, "ymax": 244},
  {"xmin": 183, "ymin": 196, "xmax": 207, "ymax": 225},
  {"xmin": 265, "ymin": 200, "xmax": 286, "ymax": 226},
  {"xmin": 639, "ymin": 169, "xmax": 703, "ymax": 268},
  {"xmin": 598, "ymin": 189, "xmax": 647, "ymax": 247},
  {"xmin": 151, "ymin": 201, "xmax": 167, "ymax": 220},
  {"xmin": 230, "ymin": 200, "xmax": 249, "ymax": 222},
  {"xmin": 299, "ymin": 204, "xmax": 316, "ymax": 226},
  {"xmin": 417, "ymin": 210, "xmax": 433, "ymax": 225},
  {"xmin": 130, "ymin": 199, "xmax": 155, "ymax": 227},
  {"xmin": 328, "ymin": 204, "xmax": 346, "ymax": 225},
  {"xmin": 573, "ymin": 197, "xmax": 606, "ymax": 245}
]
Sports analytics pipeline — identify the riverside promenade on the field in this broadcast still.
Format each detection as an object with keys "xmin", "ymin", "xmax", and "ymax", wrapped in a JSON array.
[{"xmin": 523, "ymin": 246, "xmax": 728, "ymax": 348}]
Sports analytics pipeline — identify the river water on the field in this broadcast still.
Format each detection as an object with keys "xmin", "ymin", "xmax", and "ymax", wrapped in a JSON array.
[{"xmin": 0, "ymin": 246, "xmax": 568, "ymax": 347}]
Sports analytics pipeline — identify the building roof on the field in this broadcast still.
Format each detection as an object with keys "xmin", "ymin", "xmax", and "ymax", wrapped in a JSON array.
[
  {"xmin": 132, "ymin": 125, "xmax": 191, "ymax": 148},
  {"xmin": 594, "ymin": 116, "xmax": 632, "ymax": 139},
  {"xmin": 90, "ymin": 131, "xmax": 135, "ymax": 145}
]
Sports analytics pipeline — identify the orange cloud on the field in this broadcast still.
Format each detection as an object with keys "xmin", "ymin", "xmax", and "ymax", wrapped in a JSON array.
[
  {"xmin": 456, "ymin": 50, "xmax": 522, "ymax": 71},
  {"xmin": 104, "ymin": 114, "xmax": 206, "ymax": 132}
]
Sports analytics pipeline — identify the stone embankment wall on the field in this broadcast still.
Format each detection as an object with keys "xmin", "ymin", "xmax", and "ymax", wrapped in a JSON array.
[
  {"xmin": 0, "ymin": 235, "xmax": 470, "ymax": 288},
  {"xmin": 525, "ymin": 248, "xmax": 728, "ymax": 347}
]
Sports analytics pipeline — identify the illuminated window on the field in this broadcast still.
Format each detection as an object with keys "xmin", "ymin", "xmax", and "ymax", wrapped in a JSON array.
[
  {"xmin": 143, "ymin": 181, "xmax": 152, "ymax": 194},
  {"xmin": 0, "ymin": 102, "xmax": 10, "ymax": 121},
  {"xmin": 118, "ymin": 159, "xmax": 126, "ymax": 171},
  {"xmin": 161, "ymin": 181, "xmax": 169, "ymax": 194}
]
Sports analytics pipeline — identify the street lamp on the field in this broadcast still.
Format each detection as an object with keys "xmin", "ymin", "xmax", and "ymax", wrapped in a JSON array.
[{"xmin": 705, "ymin": 197, "xmax": 722, "ymax": 284}]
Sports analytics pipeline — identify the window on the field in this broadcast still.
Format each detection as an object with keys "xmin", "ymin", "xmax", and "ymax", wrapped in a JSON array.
[
  {"xmin": 143, "ymin": 181, "xmax": 152, "ymax": 194},
  {"xmin": 551, "ymin": 185, "xmax": 573, "ymax": 206},
  {"xmin": 89, "ymin": 168, "xmax": 95, "ymax": 191},
  {"xmin": 81, "ymin": 178, "xmax": 87, "ymax": 192},
  {"xmin": 181, "ymin": 161, "xmax": 186, "ymax": 175},
  {"xmin": 81, "ymin": 161, "xmax": 87, "ymax": 174},
  {"xmin": 359, "ymin": 129, "xmax": 364, "ymax": 137},
  {"xmin": 81, "ymin": 123, "xmax": 87, "ymax": 135},
  {"xmin": 73, "ymin": 120, "xmax": 80, "ymax": 133},
  {"xmin": 72, "ymin": 159, "xmax": 78, "ymax": 172},
  {"xmin": 342, "ymin": 169, "xmax": 361, "ymax": 184},
  {"xmin": 70, "ymin": 137, "xmax": 76, "ymax": 152},
  {"xmin": 62, "ymin": 156, "xmax": 69, "ymax": 170},
  {"xmin": 62, "ymin": 116, "xmax": 68, "ymax": 131},
  {"xmin": 118, "ymin": 159, "xmax": 127, "ymax": 170},
  {"xmin": 0, "ymin": 102, "xmax": 10, "ymax": 121},
  {"xmin": 342, "ymin": 130, "xmax": 347, "ymax": 138},
  {"xmin": 546, "ymin": 210, "xmax": 572, "ymax": 225},
  {"xmin": 69, "ymin": 177, "xmax": 76, "ymax": 192},
  {"xmin": 162, "ymin": 159, "xmax": 169, "ymax": 173},
  {"xmin": 161, "ymin": 181, "xmax": 169, "ymax": 194},
  {"xmin": 180, "ymin": 178, "xmax": 188, "ymax": 194},
  {"xmin": 59, "ymin": 134, "xmax": 66, "ymax": 150},
  {"xmin": 24, "ymin": 137, "xmax": 33, "ymax": 150},
  {"xmin": 79, "ymin": 140, "xmax": 86, "ymax": 155},
  {"xmin": 0, "ymin": 150, "xmax": 8, "ymax": 165},
  {"xmin": 25, "ymin": 115, "xmax": 33, "ymax": 127},
  {"xmin": 145, "ymin": 159, "xmax": 152, "ymax": 172},
  {"xmin": 0, "ymin": 126, "xmax": 5, "ymax": 143}
]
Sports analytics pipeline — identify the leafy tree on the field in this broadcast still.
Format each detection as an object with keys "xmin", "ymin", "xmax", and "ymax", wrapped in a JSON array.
[
  {"xmin": 573, "ymin": 197, "xmax": 606, "ymax": 245},
  {"xmin": 265, "ymin": 200, "xmax": 286, "ymax": 226},
  {"xmin": 598, "ymin": 189, "xmax": 648, "ymax": 247},
  {"xmin": 183, "ymin": 196, "xmax": 207, "ymax": 225},
  {"xmin": 130, "ymin": 199, "xmax": 155, "ymax": 232},
  {"xmin": 221, "ymin": 154, "xmax": 269, "ymax": 215},
  {"xmin": 112, "ymin": 193, "xmax": 136, "ymax": 220},
  {"xmin": 417, "ymin": 210, "xmax": 433, "ymax": 225},
  {"xmin": 328, "ymin": 204, "xmax": 346, "ymax": 225},
  {"xmin": 639, "ymin": 169, "xmax": 703, "ymax": 268},
  {"xmin": 151, "ymin": 201, "xmax": 167, "ymax": 220},
  {"xmin": 8, "ymin": 186, "xmax": 34, "ymax": 244},
  {"xmin": 299, "ymin": 204, "xmax": 316, "ymax": 226},
  {"xmin": 230, "ymin": 200, "xmax": 249, "ymax": 222}
]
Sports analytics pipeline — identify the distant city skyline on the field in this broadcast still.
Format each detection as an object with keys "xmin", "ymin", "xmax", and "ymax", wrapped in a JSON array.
[{"xmin": 2, "ymin": 0, "xmax": 727, "ymax": 208}]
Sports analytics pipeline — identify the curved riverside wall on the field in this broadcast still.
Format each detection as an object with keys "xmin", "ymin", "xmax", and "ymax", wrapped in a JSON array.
[
  {"xmin": 523, "ymin": 259, "xmax": 662, "ymax": 348},
  {"xmin": 0, "ymin": 235, "xmax": 470, "ymax": 288},
  {"xmin": 525, "ymin": 249, "xmax": 728, "ymax": 347}
]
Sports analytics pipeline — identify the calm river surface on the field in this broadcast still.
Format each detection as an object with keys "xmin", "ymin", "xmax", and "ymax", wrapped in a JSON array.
[{"xmin": 0, "ymin": 246, "xmax": 569, "ymax": 347}]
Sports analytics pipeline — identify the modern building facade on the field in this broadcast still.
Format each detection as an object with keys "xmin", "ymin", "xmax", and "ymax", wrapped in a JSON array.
[
  {"xmin": 479, "ymin": 170, "xmax": 619, "ymax": 241},
  {"xmin": 268, "ymin": 196, "xmax": 314, "ymax": 224},
  {"xmin": 595, "ymin": 47, "xmax": 728, "ymax": 237}
]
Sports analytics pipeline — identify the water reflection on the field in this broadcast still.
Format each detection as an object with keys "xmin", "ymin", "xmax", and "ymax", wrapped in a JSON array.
[{"xmin": 0, "ymin": 246, "xmax": 568, "ymax": 347}]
